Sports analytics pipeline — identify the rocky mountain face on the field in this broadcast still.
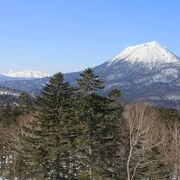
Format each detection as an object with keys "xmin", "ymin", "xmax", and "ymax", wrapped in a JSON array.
[
  {"xmin": 1, "ymin": 41, "xmax": 180, "ymax": 107},
  {"xmin": 92, "ymin": 41, "xmax": 180, "ymax": 107}
]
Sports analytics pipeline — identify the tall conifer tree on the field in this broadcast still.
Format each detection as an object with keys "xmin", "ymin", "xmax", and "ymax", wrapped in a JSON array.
[
  {"xmin": 76, "ymin": 69, "xmax": 121, "ymax": 179},
  {"xmin": 19, "ymin": 73, "xmax": 80, "ymax": 179},
  {"xmin": 76, "ymin": 68, "xmax": 104, "ymax": 96}
]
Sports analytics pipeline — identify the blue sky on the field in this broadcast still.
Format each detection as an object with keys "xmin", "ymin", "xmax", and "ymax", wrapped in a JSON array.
[{"xmin": 0, "ymin": 0, "xmax": 180, "ymax": 74}]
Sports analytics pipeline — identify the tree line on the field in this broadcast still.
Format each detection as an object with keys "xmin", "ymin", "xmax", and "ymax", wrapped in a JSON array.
[{"xmin": 0, "ymin": 68, "xmax": 180, "ymax": 180}]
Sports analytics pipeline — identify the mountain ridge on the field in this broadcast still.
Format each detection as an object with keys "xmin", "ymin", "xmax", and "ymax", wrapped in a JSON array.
[
  {"xmin": 3, "ymin": 70, "xmax": 50, "ymax": 78},
  {"xmin": 108, "ymin": 41, "xmax": 180, "ymax": 68},
  {"xmin": 1, "ymin": 41, "xmax": 180, "ymax": 107}
]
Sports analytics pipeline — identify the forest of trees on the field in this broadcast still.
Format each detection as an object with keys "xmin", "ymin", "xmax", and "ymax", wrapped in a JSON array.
[{"xmin": 0, "ymin": 68, "xmax": 180, "ymax": 180}]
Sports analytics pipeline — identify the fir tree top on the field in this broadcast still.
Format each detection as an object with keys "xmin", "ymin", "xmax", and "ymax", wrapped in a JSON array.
[{"xmin": 76, "ymin": 68, "xmax": 104, "ymax": 96}]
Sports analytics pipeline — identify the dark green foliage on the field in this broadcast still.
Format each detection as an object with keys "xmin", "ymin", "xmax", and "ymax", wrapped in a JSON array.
[
  {"xmin": 0, "ymin": 105, "xmax": 21, "ymax": 126},
  {"xmin": 18, "ymin": 73, "xmax": 84, "ymax": 179},
  {"xmin": 108, "ymin": 88, "xmax": 121, "ymax": 100},
  {"xmin": 108, "ymin": 88, "xmax": 123, "ymax": 118},
  {"xmin": 18, "ymin": 92, "xmax": 34, "ymax": 111},
  {"xmin": 0, "ymin": 101, "xmax": 24, "ymax": 178},
  {"xmin": 76, "ymin": 68, "xmax": 104, "ymax": 96},
  {"xmin": 0, "ymin": 94, "xmax": 17, "ymax": 104},
  {"xmin": 159, "ymin": 107, "xmax": 180, "ymax": 123},
  {"xmin": 76, "ymin": 70, "xmax": 121, "ymax": 179}
]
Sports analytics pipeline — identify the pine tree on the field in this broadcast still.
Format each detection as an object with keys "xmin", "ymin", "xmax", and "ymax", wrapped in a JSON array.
[
  {"xmin": 18, "ymin": 92, "xmax": 34, "ymax": 111},
  {"xmin": 76, "ymin": 68, "xmax": 103, "ymax": 179},
  {"xmin": 18, "ymin": 72, "xmax": 81, "ymax": 179},
  {"xmin": 106, "ymin": 88, "xmax": 125, "ymax": 179},
  {"xmin": 76, "ymin": 68, "xmax": 104, "ymax": 96},
  {"xmin": 108, "ymin": 88, "xmax": 121, "ymax": 100},
  {"xmin": 108, "ymin": 88, "xmax": 123, "ymax": 116},
  {"xmin": 76, "ymin": 69, "xmax": 121, "ymax": 179}
]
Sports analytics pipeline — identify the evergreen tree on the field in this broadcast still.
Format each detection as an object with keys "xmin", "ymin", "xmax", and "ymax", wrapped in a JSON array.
[
  {"xmin": 107, "ymin": 88, "xmax": 125, "ymax": 179},
  {"xmin": 76, "ymin": 69, "xmax": 121, "ymax": 179},
  {"xmin": 108, "ymin": 88, "xmax": 123, "ymax": 117},
  {"xmin": 19, "ymin": 72, "xmax": 81, "ymax": 179},
  {"xmin": 76, "ymin": 68, "xmax": 103, "ymax": 179},
  {"xmin": 18, "ymin": 92, "xmax": 34, "ymax": 111},
  {"xmin": 108, "ymin": 88, "xmax": 121, "ymax": 100},
  {"xmin": 0, "ymin": 102, "xmax": 23, "ymax": 179},
  {"xmin": 76, "ymin": 68, "xmax": 104, "ymax": 96}
]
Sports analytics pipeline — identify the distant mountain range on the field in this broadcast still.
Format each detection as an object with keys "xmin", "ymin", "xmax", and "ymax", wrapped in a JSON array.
[
  {"xmin": 1, "ymin": 41, "xmax": 180, "ymax": 107},
  {"xmin": 0, "ymin": 71, "xmax": 49, "ymax": 95},
  {"xmin": 3, "ymin": 70, "xmax": 50, "ymax": 79},
  {"xmin": 0, "ymin": 77, "xmax": 48, "ymax": 94}
]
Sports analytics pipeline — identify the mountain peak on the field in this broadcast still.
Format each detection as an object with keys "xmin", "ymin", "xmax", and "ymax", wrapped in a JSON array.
[
  {"xmin": 145, "ymin": 40, "xmax": 160, "ymax": 46},
  {"xmin": 108, "ymin": 41, "xmax": 180, "ymax": 67},
  {"xmin": 3, "ymin": 70, "xmax": 50, "ymax": 78}
]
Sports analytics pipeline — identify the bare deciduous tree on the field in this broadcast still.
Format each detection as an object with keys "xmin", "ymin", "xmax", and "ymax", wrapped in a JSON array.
[
  {"xmin": 124, "ymin": 102, "xmax": 163, "ymax": 180},
  {"xmin": 162, "ymin": 119, "xmax": 180, "ymax": 180}
]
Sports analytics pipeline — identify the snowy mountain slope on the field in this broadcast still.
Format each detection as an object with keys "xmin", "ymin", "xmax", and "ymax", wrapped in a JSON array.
[
  {"xmin": 0, "ymin": 86, "xmax": 21, "ymax": 96},
  {"xmin": 91, "ymin": 41, "xmax": 180, "ymax": 107},
  {"xmin": 108, "ymin": 41, "xmax": 180, "ymax": 67},
  {"xmin": 3, "ymin": 70, "xmax": 50, "ymax": 78},
  {"xmin": 64, "ymin": 41, "xmax": 180, "ymax": 107},
  {"xmin": 1, "ymin": 41, "xmax": 180, "ymax": 107}
]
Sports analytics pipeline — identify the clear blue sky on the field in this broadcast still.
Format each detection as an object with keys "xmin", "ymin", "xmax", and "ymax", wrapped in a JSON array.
[{"xmin": 0, "ymin": 0, "xmax": 180, "ymax": 74}]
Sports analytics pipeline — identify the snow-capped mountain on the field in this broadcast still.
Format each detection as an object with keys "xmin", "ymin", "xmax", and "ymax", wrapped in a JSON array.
[
  {"xmin": 108, "ymin": 41, "xmax": 180, "ymax": 67},
  {"xmin": 1, "ymin": 41, "xmax": 180, "ymax": 107},
  {"xmin": 65, "ymin": 41, "xmax": 180, "ymax": 107},
  {"xmin": 3, "ymin": 70, "xmax": 50, "ymax": 79},
  {"xmin": 90, "ymin": 41, "xmax": 180, "ymax": 107}
]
